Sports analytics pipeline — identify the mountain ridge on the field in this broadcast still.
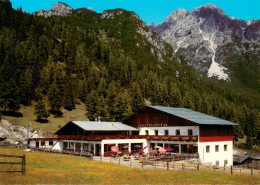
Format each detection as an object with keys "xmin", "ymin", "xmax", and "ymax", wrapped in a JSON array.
[{"xmin": 150, "ymin": 4, "xmax": 260, "ymax": 87}]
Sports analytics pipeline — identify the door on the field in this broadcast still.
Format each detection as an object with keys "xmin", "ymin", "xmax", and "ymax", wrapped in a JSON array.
[
  {"xmin": 95, "ymin": 144, "xmax": 100, "ymax": 156},
  {"xmin": 36, "ymin": 142, "xmax": 39, "ymax": 148}
]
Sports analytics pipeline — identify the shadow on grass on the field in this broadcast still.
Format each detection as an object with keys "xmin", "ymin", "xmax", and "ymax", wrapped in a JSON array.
[
  {"xmin": 49, "ymin": 110, "xmax": 63, "ymax": 117},
  {"xmin": 1, "ymin": 110, "xmax": 23, "ymax": 117},
  {"xmin": 35, "ymin": 119, "xmax": 49, "ymax": 123}
]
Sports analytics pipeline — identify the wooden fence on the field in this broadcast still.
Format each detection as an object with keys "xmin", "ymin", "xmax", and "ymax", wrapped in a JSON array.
[
  {"xmin": 140, "ymin": 159, "xmax": 259, "ymax": 176},
  {"xmin": 30, "ymin": 147, "xmax": 93, "ymax": 158},
  {"xmin": 0, "ymin": 154, "xmax": 25, "ymax": 175},
  {"xmin": 0, "ymin": 144, "xmax": 26, "ymax": 149}
]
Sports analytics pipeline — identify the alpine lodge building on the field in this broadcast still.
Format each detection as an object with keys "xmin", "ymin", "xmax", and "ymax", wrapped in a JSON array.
[{"xmin": 28, "ymin": 106, "xmax": 237, "ymax": 166}]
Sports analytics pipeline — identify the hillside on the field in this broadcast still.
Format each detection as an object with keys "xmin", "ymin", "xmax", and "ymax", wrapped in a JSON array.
[{"xmin": 0, "ymin": 1, "xmax": 259, "ymax": 148}]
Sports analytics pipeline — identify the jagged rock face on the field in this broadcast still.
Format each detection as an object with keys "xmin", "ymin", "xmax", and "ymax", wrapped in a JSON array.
[
  {"xmin": 101, "ymin": 9, "xmax": 124, "ymax": 19},
  {"xmin": 35, "ymin": 2, "xmax": 73, "ymax": 18},
  {"xmin": 150, "ymin": 4, "xmax": 260, "ymax": 80},
  {"xmin": 244, "ymin": 20, "xmax": 260, "ymax": 41}
]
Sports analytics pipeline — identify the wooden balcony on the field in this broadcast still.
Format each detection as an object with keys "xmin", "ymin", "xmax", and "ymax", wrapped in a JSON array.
[{"xmin": 57, "ymin": 135, "xmax": 198, "ymax": 142}]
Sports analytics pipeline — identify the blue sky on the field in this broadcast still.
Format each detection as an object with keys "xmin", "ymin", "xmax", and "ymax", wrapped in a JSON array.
[{"xmin": 11, "ymin": 0, "xmax": 260, "ymax": 24}]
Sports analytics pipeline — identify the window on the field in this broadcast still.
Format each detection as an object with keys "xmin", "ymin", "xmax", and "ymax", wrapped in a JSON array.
[
  {"xmin": 164, "ymin": 130, "xmax": 169, "ymax": 135},
  {"xmin": 188, "ymin": 129, "xmax": 193, "ymax": 136},
  {"xmin": 206, "ymin": 146, "xmax": 210, "ymax": 153},
  {"xmin": 41, "ymin": 141, "xmax": 45, "ymax": 146},
  {"xmin": 145, "ymin": 130, "xmax": 149, "ymax": 135},
  {"xmin": 224, "ymin": 145, "xmax": 227, "ymax": 151},
  {"xmin": 49, "ymin": 141, "xmax": 53, "ymax": 145},
  {"xmin": 224, "ymin": 160, "xmax": 228, "ymax": 166},
  {"xmin": 215, "ymin": 145, "xmax": 219, "ymax": 152},
  {"xmin": 215, "ymin": 130, "xmax": 219, "ymax": 135},
  {"xmin": 176, "ymin": 129, "xmax": 180, "ymax": 136},
  {"xmin": 154, "ymin": 130, "xmax": 158, "ymax": 136},
  {"xmin": 215, "ymin": 160, "xmax": 219, "ymax": 166}
]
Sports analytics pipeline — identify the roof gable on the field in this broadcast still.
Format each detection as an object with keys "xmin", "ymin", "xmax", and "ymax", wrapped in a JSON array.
[{"xmin": 148, "ymin": 106, "xmax": 238, "ymax": 126}]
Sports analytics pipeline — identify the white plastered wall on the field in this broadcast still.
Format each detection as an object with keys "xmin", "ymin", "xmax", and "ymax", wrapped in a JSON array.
[
  {"xmin": 29, "ymin": 140, "xmax": 60, "ymax": 149},
  {"xmin": 139, "ymin": 126, "xmax": 199, "ymax": 136},
  {"xmin": 52, "ymin": 141, "xmax": 63, "ymax": 151},
  {"xmin": 198, "ymin": 141, "xmax": 233, "ymax": 166}
]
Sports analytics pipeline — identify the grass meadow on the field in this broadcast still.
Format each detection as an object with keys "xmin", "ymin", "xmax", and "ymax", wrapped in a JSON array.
[
  {"xmin": 3, "ymin": 100, "xmax": 87, "ymax": 135},
  {"xmin": 0, "ymin": 148, "xmax": 259, "ymax": 184}
]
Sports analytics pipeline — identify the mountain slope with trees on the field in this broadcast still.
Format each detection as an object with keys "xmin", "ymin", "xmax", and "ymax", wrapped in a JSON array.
[{"xmin": 0, "ymin": 0, "xmax": 259, "ymax": 148}]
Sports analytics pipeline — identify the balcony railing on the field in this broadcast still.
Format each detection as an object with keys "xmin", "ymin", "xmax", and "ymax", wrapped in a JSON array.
[{"xmin": 57, "ymin": 135, "xmax": 198, "ymax": 142}]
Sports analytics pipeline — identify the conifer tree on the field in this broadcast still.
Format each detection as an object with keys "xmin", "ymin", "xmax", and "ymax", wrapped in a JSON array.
[
  {"xmin": 74, "ymin": 43, "xmax": 89, "ymax": 76},
  {"xmin": 34, "ymin": 99, "xmax": 50, "ymax": 121},
  {"xmin": 106, "ymin": 82, "xmax": 118, "ymax": 119},
  {"xmin": 48, "ymin": 82, "xmax": 63, "ymax": 115},
  {"xmin": 114, "ymin": 90, "xmax": 132, "ymax": 121},
  {"xmin": 97, "ymin": 95, "xmax": 110, "ymax": 121},
  {"xmin": 63, "ymin": 76, "xmax": 75, "ymax": 111},
  {"xmin": 85, "ymin": 90, "xmax": 99, "ymax": 121},
  {"xmin": 130, "ymin": 82, "xmax": 144, "ymax": 112}
]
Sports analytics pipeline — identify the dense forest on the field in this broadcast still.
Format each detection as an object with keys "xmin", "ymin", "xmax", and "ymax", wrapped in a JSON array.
[{"xmin": 0, "ymin": 0, "xmax": 259, "ymax": 149}]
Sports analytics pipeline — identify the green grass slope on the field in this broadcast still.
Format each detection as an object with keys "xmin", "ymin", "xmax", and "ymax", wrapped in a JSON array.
[{"xmin": 0, "ymin": 148, "xmax": 259, "ymax": 184}]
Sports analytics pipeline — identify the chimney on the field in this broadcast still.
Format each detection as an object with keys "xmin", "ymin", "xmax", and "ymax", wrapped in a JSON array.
[
  {"xmin": 98, "ymin": 116, "xmax": 101, "ymax": 122},
  {"xmin": 95, "ymin": 118, "xmax": 97, "ymax": 122}
]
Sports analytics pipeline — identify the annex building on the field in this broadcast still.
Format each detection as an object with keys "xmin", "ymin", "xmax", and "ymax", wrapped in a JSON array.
[{"xmin": 28, "ymin": 106, "xmax": 237, "ymax": 166}]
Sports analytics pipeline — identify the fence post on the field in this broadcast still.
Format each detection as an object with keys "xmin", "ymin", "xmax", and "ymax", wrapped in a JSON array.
[
  {"xmin": 142, "ymin": 160, "xmax": 144, "ymax": 169},
  {"xmin": 154, "ymin": 161, "xmax": 156, "ymax": 170},
  {"xmin": 213, "ymin": 165, "xmax": 215, "ymax": 172},
  {"xmin": 224, "ymin": 164, "xmax": 226, "ymax": 171},
  {"xmin": 110, "ymin": 156, "xmax": 111, "ymax": 163},
  {"xmin": 119, "ymin": 157, "xmax": 120, "ymax": 165},
  {"xmin": 231, "ymin": 165, "xmax": 233, "ymax": 175},
  {"xmin": 182, "ymin": 163, "xmax": 184, "ymax": 170},
  {"xmin": 251, "ymin": 168, "xmax": 253, "ymax": 177},
  {"xmin": 167, "ymin": 162, "xmax": 169, "ymax": 171},
  {"xmin": 130, "ymin": 158, "xmax": 131, "ymax": 168},
  {"xmin": 100, "ymin": 155, "xmax": 102, "ymax": 161},
  {"xmin": 22, "ymin": 155, "xmax": 25, "ymax": 175},
  {"xmin": 197, "ymin": 164, "xmax": 199, "ymax": 171}
]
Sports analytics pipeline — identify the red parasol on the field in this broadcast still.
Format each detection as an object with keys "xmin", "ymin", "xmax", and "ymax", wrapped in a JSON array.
[
  {"xmin": 158, "ymin": 148, "xmax": 166, "ymax": 153},
  {"xmin": 111, "ymin": 146, "xmax": 119, "ymax": 152},
  {"xmin": 142, "ymin": 146, "xmax": 148, "ymax": 150}
]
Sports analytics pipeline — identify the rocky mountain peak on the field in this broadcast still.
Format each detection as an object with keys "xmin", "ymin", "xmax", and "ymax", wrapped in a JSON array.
[
  {"xmin": 35, "ymin": 2, "xmax": 73, "ymax": 18},
  {"xmin": 193, "ymin": 4, "xmax": 225, "ymax": 15},
  {"xmin": 165, "ymin": 8, "xmax": 188, "ymax": 23},
  {"xmin": 150, "ymin": 4, "xmax": 260, "ymax": 81},
  {"xmin": 51, "ymin": 2, "xmax": 72, "ymax": 12}
]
